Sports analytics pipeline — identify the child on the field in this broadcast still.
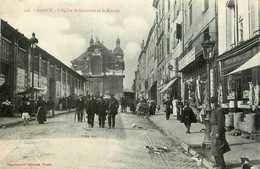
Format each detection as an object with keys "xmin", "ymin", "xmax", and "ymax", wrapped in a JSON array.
[
  {"xmin": 21, "ymin": 100, "xmax": 31, "ymax": 125},
  {"xmin": 22, "ymin": 111, "xmax": 30, "ymax": 125}
]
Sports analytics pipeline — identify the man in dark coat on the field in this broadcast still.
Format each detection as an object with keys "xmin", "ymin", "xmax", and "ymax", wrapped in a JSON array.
[
  {"xmin": 107, "ymin": 94, "xmax": 119, "ymax": 129},
  {"xmin": 210, "ymin": 96, "xmax": 230, "ymax": 169},
  {"xmin": 76, "ymin": 95, "xmax": 85, "ymax": 122},
  {"xmin": 148, "ymin": 97, "xmax": 156, "ymax": 115},
  {"xmin": 177, "ymin": 98, "xmax": 184, "ymax": 121},
  {"xmin": 97, "ymin": 96, "xmax": 107, "ymax": 128},
  {"xmin": 165, "ymin": 97, "xmax": 173, "ymax": 120},
  {"xmin": 181, "ymin": 102, "xmax": 197, "ymax": 133},
  {"xmin": 87, "ymin": 95, "xmax": 96, "ymax": 127}
]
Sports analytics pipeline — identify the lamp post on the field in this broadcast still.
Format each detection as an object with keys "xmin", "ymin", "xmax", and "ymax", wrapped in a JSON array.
[
  {"xmin": 29, "ymin": 32, "xmax": 38, "ymax": 115},
  {"xmin": 201, "ymin": 37, "xmax": 215, "ymax": 148}
]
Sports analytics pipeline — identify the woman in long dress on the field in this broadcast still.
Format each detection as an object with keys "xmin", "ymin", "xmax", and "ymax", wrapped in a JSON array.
[{"xmin": 36, "ymin": 96, "xmax": 47, "ymax": 124}]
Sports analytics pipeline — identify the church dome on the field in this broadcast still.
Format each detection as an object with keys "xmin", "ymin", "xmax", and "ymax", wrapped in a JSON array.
[
  {"xmin": 113, "ymin": 47, "xmax": 124, "ymax": 57},
  {"xmin": 113, "ymin": 36, "xmax": 124, "ymax": 57}
]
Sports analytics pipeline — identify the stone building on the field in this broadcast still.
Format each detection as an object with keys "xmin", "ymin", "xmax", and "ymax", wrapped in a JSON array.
[
  {"xmin": 135, "ymin": 0, "xmax": 259, "ymax": 112},
  {"xmin": 0, "ymin": 19, "xmax": 87, "ymax": 112},
  {"xmin": 71, "ymin": 37, "xmax": 125, "ymax": 98}
]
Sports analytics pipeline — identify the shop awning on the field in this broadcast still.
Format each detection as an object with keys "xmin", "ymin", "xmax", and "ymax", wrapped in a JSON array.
[
  {"xmin": 17, "ymin": 87, "xmax": 46, "ymax": 95},
  {"xmin": 226, "ymin": 51, "xmax": 260, "ymax": 75},
  {"xmin": 160, "ymin": 78, "xmax": 177, "ymax": 93}
]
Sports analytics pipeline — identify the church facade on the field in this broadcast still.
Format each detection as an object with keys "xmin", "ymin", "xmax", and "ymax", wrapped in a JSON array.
[{"xmin": 71, "ymin": 37, "xmax": 125, "ymax": 98}]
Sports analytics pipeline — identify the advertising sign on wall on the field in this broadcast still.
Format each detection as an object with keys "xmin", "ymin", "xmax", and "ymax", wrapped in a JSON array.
[
  {"xmin": 179, "ymin": 47, "xmax": 195, "ymax": 70},
  {"xmin": 17, "ymin": 67, "xmax": 26, "ymax": 92}
]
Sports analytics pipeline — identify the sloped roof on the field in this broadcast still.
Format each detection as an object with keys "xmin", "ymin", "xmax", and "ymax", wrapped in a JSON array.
[{"xmin": 71, "ymin": 50, "xmax": 90, "ymax": 64}]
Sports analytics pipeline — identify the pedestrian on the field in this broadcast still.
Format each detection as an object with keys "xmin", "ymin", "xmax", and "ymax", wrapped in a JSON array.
[
  {"xmin": 87, "ymin": 95, "xmax": 96, "ymax": 127},
  {"xmin": 181, "ymin": 101, "xmax": 197, "ymax": 133},
  {"xmin": 47, "ymin": 97, "xmax": 55, "ymax": 118},
  {"xmin": 85, "ymin": 95, "xmax": 90, "ymax": 124},
  {"xmin": 172, "ymin": 97, "xmax": 178, "ymax": 118},
  {"xmin": 21, "ymin": 98, "xmax": 30, "ymax": 125},
  {"xmin": 177, "ymin": 98, "xmax": 184, "ymax": 121},
  {"xmin": 68, "ymin": 96, "xmax": 72, "ymax": 112},
  {"xmin": 36, "ymin": 96, "xmax": 47, "ymax": 124},
  {"xmin": 76, "ymin": 95, "xmax": 85, "ymax": 122},
  {"xmin": 148, "ymin": 97, "xmax": 156, "ymax": 115},
  {"xmin": 165, "ymin": 97, "xmax": 173, "ymax": 120},
  {"xmin": 120, "ymin": 96, "xmax": 127, "ymax": 113},
  {"xmin": 107, "ymin": 94, "xmax": 119, "ymax": 129},
  {"xmin": 2, "ymin": 97, "xmax": 12, "ymax": 117},
  {"xmin": 97, "ymin": 96, "xmax": 107, "ymax": 128},
  {"xmin": 210, "ymin": 96, "xmax": 230, "ymax": 169}
]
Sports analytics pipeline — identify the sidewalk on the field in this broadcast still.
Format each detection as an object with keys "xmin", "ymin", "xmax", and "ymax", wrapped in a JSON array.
[
  {"xmin": 0, "ymin": 109, "xmax": 75, "ymax": 128},
  {"xmin": 149, "ymin": 111, "xmax": 260, "ymax": 169}
]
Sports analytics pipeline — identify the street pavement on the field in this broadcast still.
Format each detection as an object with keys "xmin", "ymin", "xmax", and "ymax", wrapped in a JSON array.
[
  {"xmin": 149, "ymin": 112, "xmax": 260, "ymax": 169},
  {"xmin": 0, "ymin": 111, "xmax": 205, "ymax": 169}
]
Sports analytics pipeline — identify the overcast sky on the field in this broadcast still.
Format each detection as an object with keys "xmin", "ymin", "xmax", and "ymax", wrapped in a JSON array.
[{"xmin": 1, "ymin": 0, "xmax": 155, "ymax": 89}]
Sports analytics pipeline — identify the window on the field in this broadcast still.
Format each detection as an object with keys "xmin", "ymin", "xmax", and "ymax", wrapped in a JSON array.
[
  {"xmin": 226, "ymin": 3, "xmax": 235, "ymax": 50},
  {"xmin": 189, "ymin": 4, "xmax": 192, "ymax": 26},
  {"xmin": 168, "ymin": 17, "xmax": 171, "ymax": 32},
  {"xmin": 167, "ymin": 37, "xmax": 170, "ymax": 54},
  {"xmin": 168, "ymin": 0, "xmax": 170, "ymax": 11},
  {"xmin": 162, "ymin": 40, "xmax": 164, "ymax": 58},
  {"xmin": 204, "ymin": 0, "xmax": 209, "ymax": 12},
  {"xmin": 184, "ymin": 11, "xmax": 187, "ymax": 33},
  {"xmin": 163, "ymin": 0, "xmax": 165, "ymax": 12},
  {"xmin": 41, "ymin": 60, "xmax": 47, "ymax": 76},
  {"xmin": 173, "ymin": 1, "xmax": 176, "ymax": 19},
  {"xmin": 203, "ymin": 27, "xmax": 210, "ymax": 41},
  {"xmin": 33, "ymin": 56, "xmax": 39, "ymax": 72}
]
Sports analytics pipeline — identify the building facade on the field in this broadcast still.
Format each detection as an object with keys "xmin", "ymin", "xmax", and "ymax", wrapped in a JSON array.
[
  {"xmin": 71, "ymin": 37, "xmax": 125, "ymax": 98},
  {"xmin": 134, "ymin": 0, "xmax": 259, "ymax": 118},
  {"xmin": 0, "ymin": 19, "xmax": 87, "ymax": 112},
  {"xmin": 218, "ymin": 0, "xmax": 260, "ymax": 109}
]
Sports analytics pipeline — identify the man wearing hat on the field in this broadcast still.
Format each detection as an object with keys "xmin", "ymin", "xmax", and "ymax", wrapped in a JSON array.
[
  {"xmin": 210, "ymin": 96, "xmax": 230, "ymax": 169},
  {"xmin": 76, "ymin": 95, "xmax": 85, "ymax": 122},
  {"xmin": 107, "ymin": 94, "xmax": 119, "ymax": 129}
]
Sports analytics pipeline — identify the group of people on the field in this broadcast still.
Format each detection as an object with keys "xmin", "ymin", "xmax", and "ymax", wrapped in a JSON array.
[
  {"xmin": 164, "ymin": 96, "xmax": 230, "ymax": 169},
  {"xmin": 135, "ymin": 97, "xmax": 156, "ymax": 116},
  {"xmin": 19, "ymin": 96, "xmax": 55, "ymax": 125},
  {"xmin": 1, "ymin": 97, "xmax": 13, "ymax": 117},
  {"xmin": 75, "ymin": 94, "xmax": 119, "ymax": 129}
]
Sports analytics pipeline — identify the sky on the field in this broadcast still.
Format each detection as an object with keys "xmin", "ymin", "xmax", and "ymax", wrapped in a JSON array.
[{"xmin": 0, "ymin": 0, "xmax": 155, "ymax": 90}]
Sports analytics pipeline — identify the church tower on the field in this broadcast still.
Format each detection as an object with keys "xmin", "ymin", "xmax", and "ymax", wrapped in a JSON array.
[{"xmin": 90, "ymin": 36, "xmax": 94, "ymax": 46}]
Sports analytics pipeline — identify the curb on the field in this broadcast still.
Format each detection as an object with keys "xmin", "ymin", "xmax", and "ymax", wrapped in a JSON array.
[
  {"xmin": 0, "ymin": 110, "xmax": 74, "ymax": 128},
  {"xmin": 148, "ymin": 117, "xmax": 215, "ymax": 169}
]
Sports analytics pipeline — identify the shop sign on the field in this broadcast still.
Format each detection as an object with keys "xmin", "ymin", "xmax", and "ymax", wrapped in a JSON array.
[
  {"xmin": 17, "ymin": 68, "xmax": 26, "ymax": 92},
  {"xmin": 179, "ymin": 47, "xmax": 195, "ymax": 70},
  {"xmin": 39, "ymin": 77, "xmax": 47, "ymax": 95},
  {"xmin": 222, "ymin": 52, "xmax": 252, "ymax": 70}
]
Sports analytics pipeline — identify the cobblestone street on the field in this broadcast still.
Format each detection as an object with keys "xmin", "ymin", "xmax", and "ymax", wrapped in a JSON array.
[{"xmin": 0, "ymin": 112, "xmax": 205, "ymax": 169}]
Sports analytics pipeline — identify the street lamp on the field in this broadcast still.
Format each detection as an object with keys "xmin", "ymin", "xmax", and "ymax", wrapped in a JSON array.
[
  {"xmin": 29, "ymin": 32, "xmax": 38, "ymax": 115},
  {"xmin": 201, "ymin": 37, "xmax": 215, "ymax": 148}
]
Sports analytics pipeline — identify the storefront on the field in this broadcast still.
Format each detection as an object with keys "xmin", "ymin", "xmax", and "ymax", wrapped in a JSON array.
[
  {"xmin": 178, "ymin": 47, "xmax": 214, "ymax": 113},
  {"xmin": 218, "ymin": 34, "xmax": 260, "ymax": 133}
]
